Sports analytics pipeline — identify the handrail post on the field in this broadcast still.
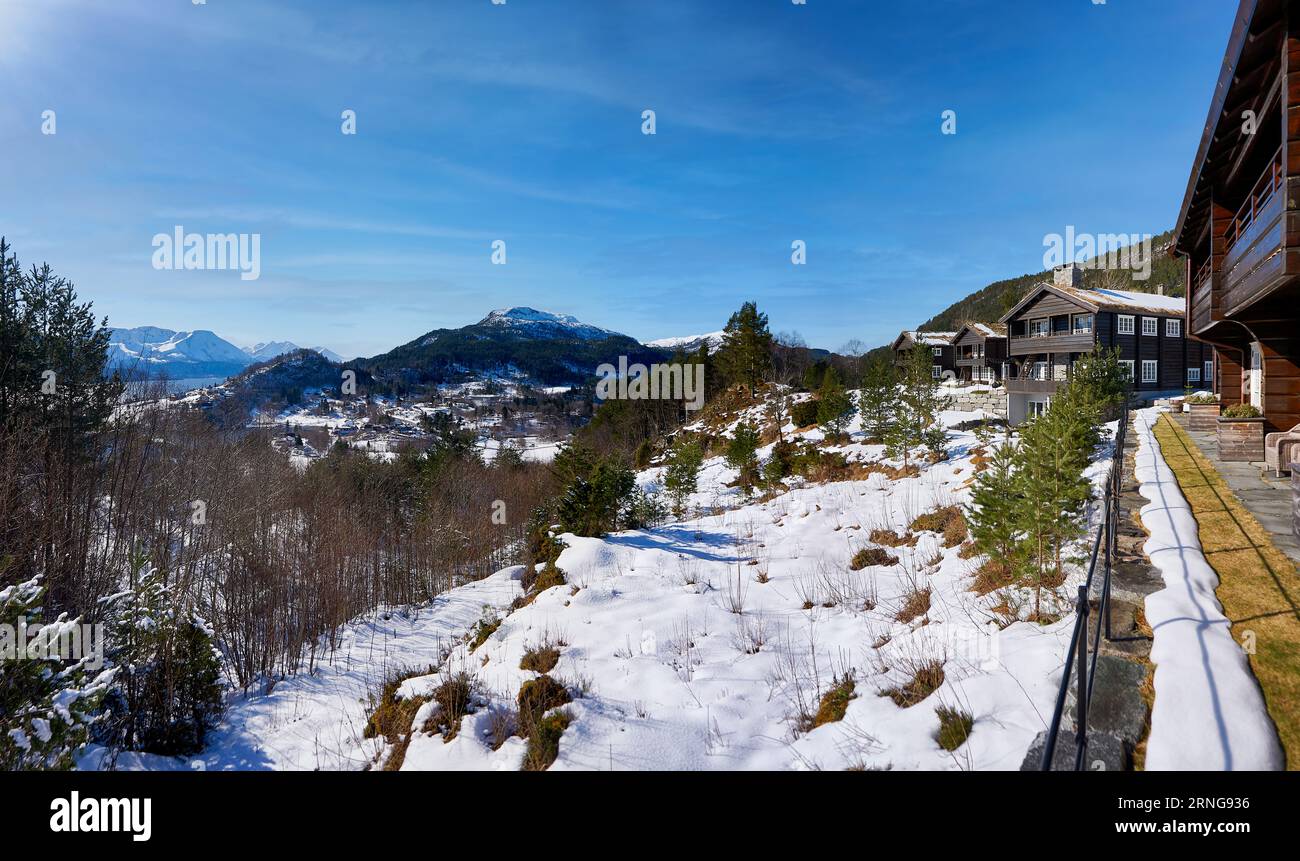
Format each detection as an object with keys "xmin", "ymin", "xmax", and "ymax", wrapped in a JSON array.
[{"xmin": 1074, "ymin": 583, "xmax": 1089, "ymax": 769}]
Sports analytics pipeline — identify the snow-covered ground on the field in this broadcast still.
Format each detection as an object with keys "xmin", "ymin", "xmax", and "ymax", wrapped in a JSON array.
[
  {"xmin": 92, "ymin": 400, "xmax": 1116, "ymax": 771},
  {"xmin": 80, "ymin": 570, "xmax": 525, "ymax": 771},
  {"xmin": 1133, "ymin": 407, "xmax": 1283, "ymax": 770}
]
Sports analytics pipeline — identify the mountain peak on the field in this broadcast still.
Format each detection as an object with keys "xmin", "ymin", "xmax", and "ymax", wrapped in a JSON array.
[{"xmin": 474, "ymin": 307, "xmax": 617, "ymax": 341}]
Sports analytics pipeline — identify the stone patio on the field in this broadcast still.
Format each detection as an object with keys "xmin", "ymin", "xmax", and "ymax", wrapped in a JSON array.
[{"xmin": 1170, "ymin": 413, "xmax": 1300, "ymax": 568}]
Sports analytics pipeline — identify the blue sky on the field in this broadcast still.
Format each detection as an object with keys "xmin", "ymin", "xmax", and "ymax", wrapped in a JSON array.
[{"xmin": 0, "ymin": 0, "xmax": 1234, "ymax": 358}]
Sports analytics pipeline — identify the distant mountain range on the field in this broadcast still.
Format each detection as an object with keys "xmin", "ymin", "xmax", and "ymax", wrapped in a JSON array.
[
  {"xmin": 107, "ymin": 327, "xmax": 347, "ymax": 380},
  {"xmin": 358, "ymin": 307, "xmax": 668, "ymax": 387},
  {"xmin": 645, "ymin": 331, "xmax": 727, "ymax": 353}
]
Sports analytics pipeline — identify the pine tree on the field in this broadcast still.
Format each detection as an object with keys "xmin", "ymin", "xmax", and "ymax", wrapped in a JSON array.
[
  {"xmin": 102, "ymin": 564, "xmax": 224, "ymax": 756},
  {"xmin": 0, "ymin": 576, "xmax": 114, "ymax": 769},
  {"xmin": 717, "ymin": 301, "xmax": 773, "ymax": 396},
  {"xmin": 1014, "ymin": 408, "xmax": 1092, "ymax": 617},
  {"xmin": 966, "ymin": 432, "xmax": 1023, "ymax": 582},
  {"xmin": 725, "ymin": 421, "xmax": 761, "ymax": 493},
  {"xmin": 886, "ymin": 347, "xmax": 949, "ymax": 466},
  {"xmin": 857, "ymin": 353, "xmax": 896, "ymax": 442},
  {"xmin": 815, "ymin": 366, "xmax": 855, "ymax": 439},
  {"xmin": 663, "ymin": 437, "xmax": 704, "ymax": 516}
]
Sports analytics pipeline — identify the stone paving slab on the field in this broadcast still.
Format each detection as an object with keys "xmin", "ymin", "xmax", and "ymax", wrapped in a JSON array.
[{"xmin": 1173, "ymin": 416, "xmax": 1300, "ymax": 568}]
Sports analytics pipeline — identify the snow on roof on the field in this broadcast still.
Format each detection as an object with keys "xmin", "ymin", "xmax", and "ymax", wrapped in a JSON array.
[
  {"xmin": 902, "ymin": 330, "xmax": 957, "ymax": 346},
  {"xmin": 1052, "ymin": 284, "xmax": 1186, "ymax": 316},
  {"xmin": 961, "ymin": 322, "xmax": 1007, "ymax": 339}
]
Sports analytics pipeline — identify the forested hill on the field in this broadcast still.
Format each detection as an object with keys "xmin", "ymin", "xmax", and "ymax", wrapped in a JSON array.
[{"xmin": 916, "ymin": 229, "xmax": 1182, "ymax": 332}]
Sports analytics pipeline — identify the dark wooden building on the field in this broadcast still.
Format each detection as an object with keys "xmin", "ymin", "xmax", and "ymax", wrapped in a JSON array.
[
  {"xmin": 952, "ymin": 322, "xmax": 1008, "ymax": 385},
  {"xmin": 891, "ymin": 330, "xmax": 958, "ymax": 381},
  {"xmin": 1000, "ymin": 264, "xmax": 1213, "ymax": 424},
  {"xmin": 1171, "ymin": 0, "xmax": 1300, "ymax": 434}
]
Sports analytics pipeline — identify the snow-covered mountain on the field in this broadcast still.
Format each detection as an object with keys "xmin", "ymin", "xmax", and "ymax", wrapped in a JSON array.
[
  {"xmin": 108, "ymin": 327, "xmax": 253, "ymax": 379},
  {"xmin": 362, "ymin": 307, "xmax": 665, "ymax": 387},
  {"xmin": 246, "ymin": 341, "xmax": 347, "ymax": 363},
  {"xmin": 476, "ymin": 307, "xmax": 619, "ymax": 342},
  {"xmin": 645, "ymin": 331, "xmax": 727, "ymax": 353},
  {"xmin": 109, "ymin": 327, "xmax": 347, "ymax": 381}
]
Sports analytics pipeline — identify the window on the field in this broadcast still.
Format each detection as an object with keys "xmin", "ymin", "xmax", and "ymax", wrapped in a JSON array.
[
  {"xmin": 1028, "ymin": 400, "xmax": 1049, "ymax": 419},
  {"xmin": 1141, "ymin": 360, "xmax": 1158, "ymax": 383},
  {"xmin": 1205, "ymin": 360, "xmax": 1213, "ymax": 381},
  {"xmin": 1166, "ymin": 318, "xmax": 1181, "ymax": 338},
  {"xmin": 1187, "ymin": 367, "xmax": 1201, "ymax": 383},
  {"xmin": 977, "ymin": 343, "xmax": 985, "ymax": 357},
  {"xmin": 932, "ymin": 346, "xmax": 942, "ymax": 356},
  {"xmin": 931, "ymin": 365, "xmax": 942, "ymax": 380},
  {"xmin": 1029, "ymin": 319, "xmax": 1050, "ymax": 338},
  {"xmin": 1072, "ymin": 314, "xmax": 1094, "ymax": 334},
  {"xmin": 1117, "ymin": 315, "xmax": 1135, "ymax": 335},
  {"xmin": 1120, "ymin": 360, "xmax": 1135, "ymax": 380},
  {"xmin": 1141, "ymin": 317, "xmax": 1158, "ymax": 336},
  {"xmin": 1032, "ymin": 361, "xmax": 1048, "ymax": 381}
]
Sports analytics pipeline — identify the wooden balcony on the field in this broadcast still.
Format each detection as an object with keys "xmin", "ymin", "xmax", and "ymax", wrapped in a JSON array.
[
  {"xmin": 1005, "ymin": 377, "xmax": 1061, "ymax": 395},
  {"xmin": 1008, "ymin": 330, "xmax": 1094, "ymax": 356},
  {"xmin": 1220, "ymin": 147, "xmax": 1288, "ymax": 319}
]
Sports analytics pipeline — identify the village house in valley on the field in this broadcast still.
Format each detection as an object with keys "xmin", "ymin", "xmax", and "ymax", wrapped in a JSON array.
[
  {"xmin": 1171, "ymin": 0, "xmax": 1300, "ymax": 437},
  {"xmin": 952, "ymin": 322, "xmax": 1008, "ymax": 385},
  {"xmin": 1000, "ymin": 263, "xmax": 1213, "ymax": 424},
  {"xmin": 891, "ymin": 330, "xmax": 957, "ymax": 380}
]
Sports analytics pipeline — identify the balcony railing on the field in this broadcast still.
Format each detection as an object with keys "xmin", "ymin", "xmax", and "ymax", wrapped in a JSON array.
[
  {"xmin": 1010, "ymin": 329, "xmax": 1092, "ymax": 340},
  {"xmin": 1224, "ymin": 145, "xmax": 1283, "ymax": 253}
]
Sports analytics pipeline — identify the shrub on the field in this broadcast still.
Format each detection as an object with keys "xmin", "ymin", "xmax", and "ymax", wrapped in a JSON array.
[
  {"xmin": 895, "ymin": 586, "xmax": 932, "ymax": 624},
  {"xmin": 556, "ymin": 458, "xmax": 636, "ymax": 537},
  {"xmin": 882, "ymin": 661, "xmax": 945, "ymax": 708},
  {"xmin": 363, "ymin": 665, "xmax": 435, "ymax": 771},
  {"xmin": 1223, "ymin": 403, "xmax": 1262, "ymax": 418},
  {"xmin": 424, "ymin": 672, "xmax": 477, "ymax": 740},
  {"xmin": 791, "ymin": 399, "xmax": 820, "ymax": 428},
  {"xmin": 935, "ymin": 705, "xmax": 973, "ymax": 751},
  {"xmin": 469, "ymin": 612, "xmax": 502, "ymax": 651},
  {"xmin": 869, "ymin": 529, "xmax": 917, "ymax": 548},
  {"xmin": 810, "ymin": 674, "xmax": 856, "ymax": 729},
  {"xmin": 725, "ymin": 422, "xmax": 762, "ymax": 491},
  {"xmin": 850, "ymin": 547, "xmax": 899, "ymax": 570},
  {"xmin": 516, "ymin": 674, "xmax": 571, "ymax": 735},
  {"xmin": 520, "ymin": 645, "xmax": 561, "ymax": 674},
  {"xmin": 1185, "ymin": 393, "xmax": 1218, "ymax": 405},
  {"xmin": 522, "ymin": 709, "xmax": 573, "ymax": 771}
]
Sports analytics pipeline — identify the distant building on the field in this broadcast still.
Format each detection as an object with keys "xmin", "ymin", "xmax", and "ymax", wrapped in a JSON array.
[
  {"xmin": 1000, "ymin": 264, "xmax": 1212, "ymax": 424},
  {"xmin": 891, "ymin": 330, "xmax": 958, "ymax": 381},
  {"xmin": 951, "ymin": 322, "xmax": 1008, "ymax": 385}
]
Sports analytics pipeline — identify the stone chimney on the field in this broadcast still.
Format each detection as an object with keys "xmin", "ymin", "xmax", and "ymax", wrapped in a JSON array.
[{"xmin": 1053, "ymin": 263, "xmax": 1083, "ymax": 288}]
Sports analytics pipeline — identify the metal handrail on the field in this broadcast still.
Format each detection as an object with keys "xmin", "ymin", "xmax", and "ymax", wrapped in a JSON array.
[{"xmin": 1039, "ymin": 399, "xmax": 1128, "ymax": 770}]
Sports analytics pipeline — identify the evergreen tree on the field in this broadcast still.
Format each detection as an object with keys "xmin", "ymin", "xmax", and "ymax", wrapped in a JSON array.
[
  {"xmin": 725, "ymin": 421, "xmax": 761, "ymax": 493},
  {"xmin": 102, "ymin": 565, "xmax": 224, "ymax": 755},
  {"xmin": 556, "ymin": 458, "xmax": 636, "ymax": 537},
  {"xmin": 966, "ymin": 432, "xmax": 1023, "ymax": 582},
  {"xmin": 885, "ymin": 347, "xmax": 948, "ymax": 466},
  {"xmin": 0, "ymin": 576, "xmax": 113, "ymax": 769},
  {"xmin": 1013, "ymin": 408, "xmax": 1092, "ymax": 616},
  {"xmin": 663, "ymin": 437, "xmax": 704, "ymax": 516},
  {"xmin": 857, "ymin": 353, "xmax": 896, "ymax": 442},
  {"xmin": 815, "ymin": 366, "xmax": 856, "ymax": 439},
  {"xmin": 716, "ymin": 301, "xmax": 773, "ymax": 396}
]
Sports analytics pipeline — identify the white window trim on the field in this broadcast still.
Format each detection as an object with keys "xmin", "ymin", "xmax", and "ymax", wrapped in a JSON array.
[
  {"xmin": 1032, "ymin": 361, "xmax": 1048, "ymax": 381},
  {"xmin": 1205, "ymin": 360, "xmax": 1213, "ymax": 381},
  {"xmin": 1166, "ymin": 318, "xmax": 1181, "ymax": 337},
  {"xmin": 1141, "ymin": 359, "xmax": 1158, "ymax": 383},
  {"xmin": 1029, "ymin": 318, "xmax": 1050, "ymax": 338},
  {"xmin": 1072, "ymin": 313, "xmax": 1094, "ymax": 334},
  {"xmin": 1187, "ymin": 367, "xmax": 1201, "ymax": 382},
  {"xmin": 1120, "ymin": 360, "xmax": 1135, "ymax": 380},
  {"xmin": 931, "ymin": 365, "xmax": 942, "ymax": 379},
  {"xmin": 932, "ymin": 346, "xmax": 942, "ymax": 356},
  {"xmin": 1117, "ymin": 315, "xmax": 1135, "ymax": 335},
  {"xmin": 1141, "ymin": 317, "xmax": 1158, "ymax": 337}
]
